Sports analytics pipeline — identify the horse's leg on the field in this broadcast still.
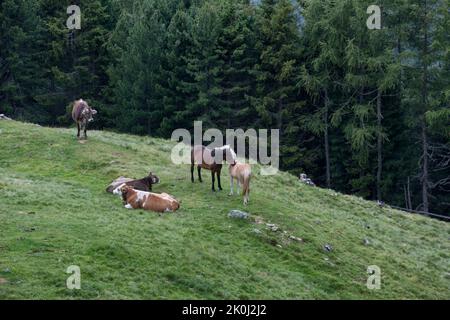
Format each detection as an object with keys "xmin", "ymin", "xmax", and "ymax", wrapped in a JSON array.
[
  {"xmin": 229, "ymin": 176, "xmax": 234, "ymax": 195},
  {"xmin": 191, "ymin": 164, "xmax": 195, "ymax": 183},
  {"xmin": 237, "ymin": 180, "xmax": 241, "ymax": 194},
  {"xmin": 211, "ymin": 171, "xmax": 216, "ymax": 192},
  {"xmin": 217, "ymin": 170, "xmax": 223, "ymax": 191},
  {"xmin": 198, "ymin": 166, "xmax": 203, "ymax": 183}
]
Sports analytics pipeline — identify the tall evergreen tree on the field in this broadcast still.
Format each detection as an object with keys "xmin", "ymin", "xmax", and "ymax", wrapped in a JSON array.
[
  {"xmin": 159, "ymin": 7, "xmax": 196, "ymax": 136},
  {"xmin": 300, "ymin": 0, "xmax": 349, "ymax": 188},
  {"xmin": 401, "ymin": 0, "xmax": 449, "ymax": 212},
  {"xmin": 0, "ymin": 0, "xmax": 45, "ymax": 120},
  {"xmin": 35, "ymin": 0, "xmax": 112, "ymax": 126},
  {"xmin": 215, "ymin": 0, "xmax": 258, "ymax": 129},
  {"xmin": 253, "ymin": 0, "xmax": 303, "ymax": 169},
  {"xmin": 184, "ymin": 1, "xmax": 223, "ymax": 129}
]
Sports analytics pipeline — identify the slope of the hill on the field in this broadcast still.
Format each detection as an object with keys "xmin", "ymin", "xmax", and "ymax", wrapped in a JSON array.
[{"xmin": 0, "ymin": 120, "xmax": 449, "ymax": 299}]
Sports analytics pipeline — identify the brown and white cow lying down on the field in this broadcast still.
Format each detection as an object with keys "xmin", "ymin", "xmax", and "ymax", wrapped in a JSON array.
[{"xmin": 113, "ymin": 185, "xmax": 180, "ymax": 213}]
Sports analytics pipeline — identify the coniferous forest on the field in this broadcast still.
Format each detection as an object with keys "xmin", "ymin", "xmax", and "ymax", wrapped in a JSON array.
[{"xmin": 1, "ymin": 0, "xmax": 449, "ymax": 216}]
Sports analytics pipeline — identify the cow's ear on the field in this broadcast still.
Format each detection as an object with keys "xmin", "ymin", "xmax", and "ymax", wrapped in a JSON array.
[{"xmin": 92, "ymin": 109, "xmax": 97, "ymax": 115}]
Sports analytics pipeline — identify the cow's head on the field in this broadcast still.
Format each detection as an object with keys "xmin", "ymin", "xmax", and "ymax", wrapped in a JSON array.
[
  {"xmin": 82, "ymin": 107, "xmax": 97, "ymax": 123},
  {"xmin": 148, "ymin": 172, "xmax": 160, "ymax": 184},
  {"xmin": 113, "ymin": 183, "xmax": 127, "ymax": 196}
]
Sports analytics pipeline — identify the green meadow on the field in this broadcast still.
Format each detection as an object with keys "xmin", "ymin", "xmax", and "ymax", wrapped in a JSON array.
[{"xmin": 0, "ymin": 120, "xmax": 448, "ymax": 299}]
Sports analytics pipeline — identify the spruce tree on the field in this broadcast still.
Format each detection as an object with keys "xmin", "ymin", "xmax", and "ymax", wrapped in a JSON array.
[{"xmin": 0, "ymin": 0, "xmax": 45, "ymax": 120}]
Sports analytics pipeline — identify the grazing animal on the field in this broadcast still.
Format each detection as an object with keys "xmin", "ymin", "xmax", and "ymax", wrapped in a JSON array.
[
  {"xmin": 113, "ymin": 185, "xmax": 180, "ymax": 213},
  {"xmin": 72, "ymin": 99, "xmax": 97, "ymax": 140},
  {"xmin": 106, "ymin": 172, "xmax": 160, "ymax": 193},
  {"xmin": 229, "ymin": 162, "xmax": 252, "ymax": 205},
  {"xmin": 299, "ymin": 173, "xmax": 315, "ymax": 186},
  {"xmin": 191, "ymin": 145, "xmax": 237, "ymax": 192}
]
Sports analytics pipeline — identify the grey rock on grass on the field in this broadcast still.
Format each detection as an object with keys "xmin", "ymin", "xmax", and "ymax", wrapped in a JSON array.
[{"xmin": 228, "ymin": 210, "xmax": 249, "ymax": 219}]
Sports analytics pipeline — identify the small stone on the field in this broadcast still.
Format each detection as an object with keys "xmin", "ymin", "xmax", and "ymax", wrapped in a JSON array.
[
  {"xmin": 266, "ymin": 223, "xmax": 279, "ymax": 232},
  {"xmin": 363, "ymin": 238, "xmax": 371, "ymax": 246},
  {"xmin": 228, "ymin": 210, "xmax": 249, "ymax": 219},
  {"xmin": 323, "ymin": 244, "xmax": 333, "ymax": 252},
  {"xmin": 252, "ymin": 228, "xmax": 262, "ymax": 234},
  {"xmin": 3, "ymin": 268, "xmax": 11, "ymax": 273},
  {"xmin": 289, "ymin": 235, "xmax": 304, "ymax": 243},
  {"xmin": 252, "ymin": 216, "xmax": 264, "ymax": 224}
]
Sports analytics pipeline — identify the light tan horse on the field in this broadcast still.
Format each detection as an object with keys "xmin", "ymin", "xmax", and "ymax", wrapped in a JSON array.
[{"xmin": 229, "ymin": 162, "xmax": 252, "ymax": 205}]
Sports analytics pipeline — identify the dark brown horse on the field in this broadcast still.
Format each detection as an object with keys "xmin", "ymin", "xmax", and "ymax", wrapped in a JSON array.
[
  {"xmin": 191, "ymin": 145, "xmax": 236, "ymax": 192},
  {"xmin": 72, "ymin": 99, "xmax": 97, "ymax": 140}
]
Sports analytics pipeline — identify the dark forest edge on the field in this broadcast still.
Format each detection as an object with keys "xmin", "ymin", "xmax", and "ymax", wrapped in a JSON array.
[{"xmin": 0, "ymin": 0, "xmax": 449, "ymax": 215}]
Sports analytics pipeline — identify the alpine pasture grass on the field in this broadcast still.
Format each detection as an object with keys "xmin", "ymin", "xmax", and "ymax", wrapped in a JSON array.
[{"xmin": 0, "ymin": 121, "xmax": 449, "ymax": 299}]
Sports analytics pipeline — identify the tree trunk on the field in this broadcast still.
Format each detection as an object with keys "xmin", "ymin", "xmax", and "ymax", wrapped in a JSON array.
[
  {"xmin": 376, "ymin": 89, "xmax": 383, "ymax": 201},
  {"xmin": 421, "ymin": 117, "xmax": 429, "ymax": 213},
  {"xmin": 420, "ymin": 5, "xmax": 430, "ymax": 213},
  {"xmin": 277, "ymin": 98, "xmax": 283, "ymax": 135},
  {"xmin": 404, "ymin": 184, "xmax": 408, "ymax": 209},
  {"xmin": 407, "ymin": 176, "xmax": 412, "ymax": 210},
  {"xmin": 324, "ymin": 89, "xmax": 331, "ymax": 188}
]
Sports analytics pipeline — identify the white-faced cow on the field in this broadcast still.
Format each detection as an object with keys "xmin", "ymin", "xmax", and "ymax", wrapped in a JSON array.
[
  {"xmin": 113, "ymin": 185, "xmax": 180, "ymax": 213},
  {"xmin": 72, "ymin": 99, "xmax": 97, "ymax": 140}
]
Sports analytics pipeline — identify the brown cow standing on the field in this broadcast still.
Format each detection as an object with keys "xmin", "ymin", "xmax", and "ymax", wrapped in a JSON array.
[{"xmin": 72, "ymin": 99, "xmax": 97, "ymax": 140}]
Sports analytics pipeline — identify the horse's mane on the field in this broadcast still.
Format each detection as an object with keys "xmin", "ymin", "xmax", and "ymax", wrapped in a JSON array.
[{"xmin": 214, "ymin": 145, "xmax": 236, "ymax": 161}]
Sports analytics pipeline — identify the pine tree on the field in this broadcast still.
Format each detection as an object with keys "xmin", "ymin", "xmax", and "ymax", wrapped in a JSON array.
[
  {"xmin": 253, "ymin": 0, "xmax": 303, "ymax": 169},
  {"xmin": 215, "ymin": 0, "xmax": 258, "ymax": 129},
  {"xmin": 299, "ymin": 0, "xmax": 348, "ymax": 188},
  {"xmin": 159, "ymin": 6, "xmax": 196, "ymax": 136},
  {"xmin": 184, "ymin": 1, "xmax": 223, "ymax": 129},
  {"xmin": 107, "ymin": 0, "xmax": 170, "ymax": 135},
  {"xmin": 0, "ymin": 0, "xmax": 45, "ymax": 120},
  {"xmin": 401, "ymin": 0, "xmax": 449, "ymax": 212},
  {"xmin": 342, "ymin": 0, "xmax": 401, "ymax": 199},
  {"xmin": 36, "ymin": 0, "xmax": 112, "ymax": 126}
]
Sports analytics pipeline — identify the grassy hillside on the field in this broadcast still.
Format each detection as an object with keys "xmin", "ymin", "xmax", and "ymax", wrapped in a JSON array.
[{"xmin": 0, "ymin": 120, "xmax": 449, "ymax": 299}]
